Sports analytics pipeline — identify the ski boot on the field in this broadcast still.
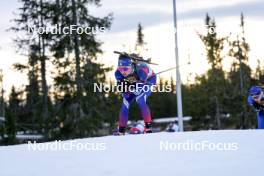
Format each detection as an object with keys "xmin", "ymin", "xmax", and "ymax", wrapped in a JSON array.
[
  {"xmin": 113, "ymin": 126, "xmax": 126, "ymax": 136},
  {"xmin": 144, "ymin": 122, "xmax": 152, "ymax": 133}
]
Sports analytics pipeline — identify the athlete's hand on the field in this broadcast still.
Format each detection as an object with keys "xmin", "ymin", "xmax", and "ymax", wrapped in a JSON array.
[
  {"xmin": 253, "ymin": 92, "xmax": 264, "ymax": 105},
  {"xmin": 126, "ymin": 75, "xmax": 137, "ymax": 84}
]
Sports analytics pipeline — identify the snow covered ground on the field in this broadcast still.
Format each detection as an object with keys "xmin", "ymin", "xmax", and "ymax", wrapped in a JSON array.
[{"xmin": 0, "ymin": 130, "xmax": 263, "ymax": 176}]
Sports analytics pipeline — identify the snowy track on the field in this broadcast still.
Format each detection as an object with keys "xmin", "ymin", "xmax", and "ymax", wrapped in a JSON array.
[{"xmin": 0, "ymin": 130, "xmax": 263, "ymax": 176}]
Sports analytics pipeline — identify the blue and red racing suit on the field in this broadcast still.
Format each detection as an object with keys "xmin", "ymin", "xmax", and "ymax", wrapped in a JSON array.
[{"xmin": 115, "ymin": 62, "xmax": 156, "ymax": 128}]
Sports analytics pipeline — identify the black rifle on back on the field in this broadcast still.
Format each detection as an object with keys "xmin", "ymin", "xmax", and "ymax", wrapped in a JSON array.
[{"xmin": 114, "ymin": 51, "xmax": 158, "ymax": 65}]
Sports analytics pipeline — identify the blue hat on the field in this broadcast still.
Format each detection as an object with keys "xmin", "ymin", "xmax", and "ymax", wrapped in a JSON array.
[
  {"xmin": 118, "ymin": 55, "xmax": 132, "ymax": 66},
  {"xmin": 249, "ymin": 86, "xmax": 262, "ymax": 96}
]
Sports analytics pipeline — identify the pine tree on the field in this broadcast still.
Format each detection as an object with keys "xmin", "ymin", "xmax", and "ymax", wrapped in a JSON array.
[
  {"xmin": 13, "ymin": 47, "xmax": 43, "ymax": 131},
  {"xmin": 0, "ymin": 70, "xmax": 5, "ymax": 143},
  {"xmin": 198, "ymin": 14, "xmax": 228, "ymax": 129},
  {"xmin": 0, "ymin": 70, "xmax": 5, "ymax": 118},
  {"xmin": 5, "ymin": 86, "xmax": 21, "ymax": 145},
  {"xmin": 228, "ymin": 13, "xmax": 252, "ymax": 128},
  {"xmin": 255, "ymin": 60, "xmax": 264, "ymax": 84},
  {"xmin": 48, "ymin": 0, "xmax": 113, "ymax": 138},
  {"xmin": 199, "ymin": 14, "xmax": 226, "ymax": 70},
  {"xmin": 10, "ymin": 0, "xmax": 50, "ymax": 128},
  {"xmin": 135, "ymin": 23, "xmax": 147, "ymax": 55}
]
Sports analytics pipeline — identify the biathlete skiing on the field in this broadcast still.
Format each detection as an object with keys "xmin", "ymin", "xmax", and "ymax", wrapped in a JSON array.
[
  {"xmin": 248, "ymin": 83, "xmax": 264, "ymax": 129},
  {"xmin": 113, "ymin": 51, "xmax": 157, "ymax": 135}
]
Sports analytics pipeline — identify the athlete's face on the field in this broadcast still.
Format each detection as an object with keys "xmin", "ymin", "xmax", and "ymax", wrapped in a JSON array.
[{"xmin": 118, "ymin": 66, "xmax": 133, "ymax": 77}]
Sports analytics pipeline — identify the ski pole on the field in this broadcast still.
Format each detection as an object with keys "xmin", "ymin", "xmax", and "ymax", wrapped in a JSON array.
[
  {"xmin": 147, "ymin": 67, "xmax": 177, "ymax": 81},
  {"xmin": 154, "ymin": 67, "xmax": 177, "ymax": 76}
]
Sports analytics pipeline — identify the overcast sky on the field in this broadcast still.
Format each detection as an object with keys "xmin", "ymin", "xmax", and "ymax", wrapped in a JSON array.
[{"xmin": 0, "ymin": 0, "xmax": 264, "ymax": 95}]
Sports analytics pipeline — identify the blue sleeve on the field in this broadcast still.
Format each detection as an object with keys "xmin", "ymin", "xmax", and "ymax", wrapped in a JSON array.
[
  {"xmin": 136, "ymin": 65, "xmax": 156, "ymax": 85},
  {"xmin": 137, "ymin": 68, "xmax": 148, "ymax": 82},
  {"xmin": 147, "ymin": 74, "xmax": 156, "ymax": 85}
]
